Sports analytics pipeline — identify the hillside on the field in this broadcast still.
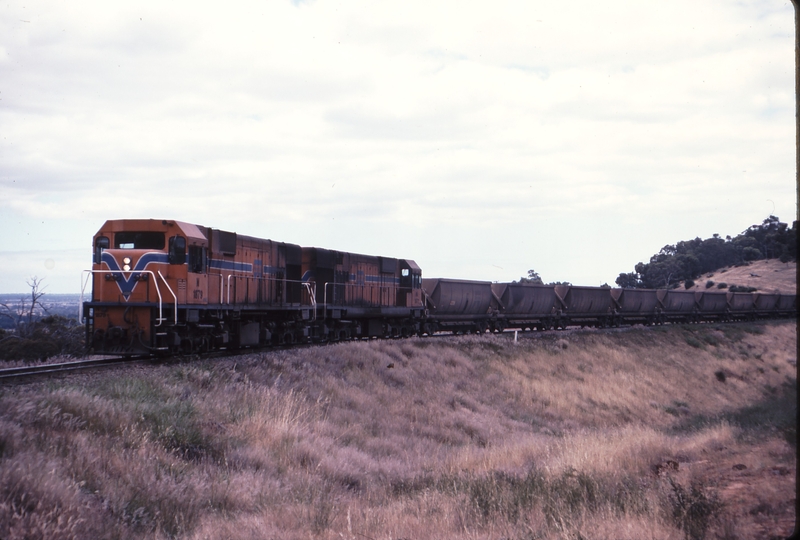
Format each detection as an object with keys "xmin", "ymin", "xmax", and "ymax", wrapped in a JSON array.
[
  {"xmin": 0, "ymin": 320, "xmax": 795, "ymax": 539},
  {"xmin": 615, "ymin": 215, "xmax": 796, "ymax": 290},
  {"xmin": 680, "ymin": 259, "xmax": 796, "ymax": 294}
]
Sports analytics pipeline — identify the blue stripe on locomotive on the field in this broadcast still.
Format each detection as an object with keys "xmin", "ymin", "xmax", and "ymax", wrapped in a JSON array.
[{"xmin": 101, "ymin": 251, "xmax": 169, "ymax": 300}]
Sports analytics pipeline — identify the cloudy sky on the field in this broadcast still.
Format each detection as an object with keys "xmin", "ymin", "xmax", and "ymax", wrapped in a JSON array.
[{"xmin": 0, "ymin": 0, "xmax": 795, "ymax": 293}]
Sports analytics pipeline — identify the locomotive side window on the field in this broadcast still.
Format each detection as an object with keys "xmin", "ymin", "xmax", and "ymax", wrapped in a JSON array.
[
  {"xmin": 168, "ymin": 236, "xmax": 187, "ymax": 264},
  {"xmin": 188, "ymin": 245, "xmax": 206, "ymax": 273},
  {"xmin": 114, "ymin": 232, "xmax": 165, "ymax": 250},
  {"xmin": 94, "ymin": 236, "xmax": 109, "ymax": 264}
]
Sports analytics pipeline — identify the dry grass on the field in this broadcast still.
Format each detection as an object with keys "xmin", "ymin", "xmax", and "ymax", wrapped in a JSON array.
[{"xmin": 0, "ymin": 320, "xmax": 795, "ymax": 539}]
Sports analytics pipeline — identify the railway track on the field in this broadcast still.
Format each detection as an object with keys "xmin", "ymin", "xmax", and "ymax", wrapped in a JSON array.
[
  {"xmin": 0, "ymin": 356, "xmax": 150, "ymax": 382},
  {"xmin": 0, "ymin": 341, "xmax": 308, "ymax": 382},
  {"xmin": 1, "ymin": 317, "xmax": 789, "ymax": 382}
]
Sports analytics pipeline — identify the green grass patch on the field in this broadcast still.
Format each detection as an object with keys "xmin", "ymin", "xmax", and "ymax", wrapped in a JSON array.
[
  {"xmin": 685, "ymin": 336, "xmax": 703, "ymax": 349},
  {"xmin": 91, "ymin": 376, "xmax": 216, "ymax": 459}
]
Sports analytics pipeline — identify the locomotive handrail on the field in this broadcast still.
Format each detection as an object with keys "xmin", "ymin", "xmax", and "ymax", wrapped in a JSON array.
[
  {"xmin": 156, "ymin": 271, "xmax": 178, "ymax": 324},
  {"xmin": 79, "ymin": 269, "xmax": 173, "ymax": 326},
  {"xmin": 305, "ymin": 282, "xmax": 317, "ymax": 320}
]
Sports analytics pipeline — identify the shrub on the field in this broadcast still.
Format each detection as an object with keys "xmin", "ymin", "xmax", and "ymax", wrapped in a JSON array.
[
  {"xmin": 729, "ymin": 285, "xmax": 757, "ymax": 293},
  {"xmin": 684, "ymin": 279, "xmax": 695, "ymax": 290},
  {"xmin": 0, "ymin": 316, "xmax": 84, "ymax": 361},
  {"xmin": 716, "ymin": 283, "xmax": 727, "ymax": 289},
  {"xmin": 665, "ymin": 477, "xmax": 722, "ymax": 540},
  {"xmin": 685, "ymin": 336, "xmax": 703, "ymax": 349},
  {"xmin": 705, "ymin": 281, "xmax": 714, "ymax": 289}
]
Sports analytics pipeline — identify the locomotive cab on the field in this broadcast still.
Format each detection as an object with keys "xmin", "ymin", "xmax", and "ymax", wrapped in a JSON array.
[
  {"xmin": 398, "ymin": 259, "xmax": 422, "ymax": 307},
  {"xmin": 83, "ymin": 219, "xmax": 209, "ymax": 354}
]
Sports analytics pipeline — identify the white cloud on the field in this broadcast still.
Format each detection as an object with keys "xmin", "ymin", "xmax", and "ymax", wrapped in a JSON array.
[{"xmin": 0, "ymin": 0, "xmax": 794, "ymax": 291}]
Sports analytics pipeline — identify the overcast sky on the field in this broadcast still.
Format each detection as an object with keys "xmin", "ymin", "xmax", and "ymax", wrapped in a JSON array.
[{"xmin": 0, "ymin": 1, "xmax": 796, "ymax": 293}]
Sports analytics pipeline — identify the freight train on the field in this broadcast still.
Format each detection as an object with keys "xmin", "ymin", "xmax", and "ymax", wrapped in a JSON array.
[{"xmin": 81, "ymin": 219, "xmax": 797, "ymax": 355}]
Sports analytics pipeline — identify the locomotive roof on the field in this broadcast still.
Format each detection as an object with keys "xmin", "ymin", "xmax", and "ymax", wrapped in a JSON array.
[{"xmin": 98, "ymin": 219, "xmax": 208, "ymax": 245}]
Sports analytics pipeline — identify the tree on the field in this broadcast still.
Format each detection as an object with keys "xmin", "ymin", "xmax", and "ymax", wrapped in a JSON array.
[
  {"xmin": 0, "ymin": 276, "xmax": 48, "ymax": 337},
  {"xmin": 615, "ymin": 272, "xmax": 641, "ymax": 289},
  {"xmin": 517, "ymin": 269, "xmax": 544, "ymax": 285}
]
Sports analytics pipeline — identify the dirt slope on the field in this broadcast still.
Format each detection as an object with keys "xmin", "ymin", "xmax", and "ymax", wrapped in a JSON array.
[{"xmin": 682, "ymin": 259, "xmax": 796, "ymax": 294}]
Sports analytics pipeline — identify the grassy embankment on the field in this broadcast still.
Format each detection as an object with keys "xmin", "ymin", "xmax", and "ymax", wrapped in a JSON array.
[{"xmin": 0, "ymin": 321, "xmax": 795, "ymax": 539}]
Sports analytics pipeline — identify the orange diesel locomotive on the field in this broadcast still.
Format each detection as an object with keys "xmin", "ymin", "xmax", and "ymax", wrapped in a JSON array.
[{"xmin": 82, "ymin": 219, "xmax": 424, "ymax": 355}]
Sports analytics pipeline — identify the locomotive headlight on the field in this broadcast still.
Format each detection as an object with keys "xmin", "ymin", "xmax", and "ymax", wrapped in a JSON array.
[
  {"xmin": 122, "ymin": 257, "xmax": 131, "ymax": 272},
  {"xmin": 123, "ymin": 265, "xmax": 131, "ymax": 272},
  {"xmin": 123, "ymin": 257, "xmax": 131, "ymax": 265}
]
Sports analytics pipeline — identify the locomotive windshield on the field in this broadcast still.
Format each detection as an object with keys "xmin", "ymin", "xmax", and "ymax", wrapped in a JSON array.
[{"xmin": 114, "ymin": 232, "xmax": 165, "ymax": 250}]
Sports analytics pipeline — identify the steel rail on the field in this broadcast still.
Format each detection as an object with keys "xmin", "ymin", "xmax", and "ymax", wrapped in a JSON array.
[{"xmin": 0, "ymin": 356, "xmax": 150, "ymax": 381}]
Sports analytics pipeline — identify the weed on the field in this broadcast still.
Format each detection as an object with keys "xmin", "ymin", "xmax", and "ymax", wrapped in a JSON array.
[
  {"xmin": 740, "ymin": 324, "xmax": 764, "ymax": 335},
  {"xmin": 686, "ymin": 336, "xmax": 703, "ymax": 349},
  {"xmin": 542, "ymin": 468, "xmax": 599, "ymax": 522},
  {"xmin": 90, "ymin": 375, "xmax": 217, "ymax": 459},
  {"xmin": 465, "ymin": 469, "xmax": 546, "ymax": 523},
  {"xmin": 299, "ymin": 479, "xmax": 339, "ymax": 535},
  {"xmin": 665, "ymin": 476, "xmax": 722, "ymax": 540}
]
